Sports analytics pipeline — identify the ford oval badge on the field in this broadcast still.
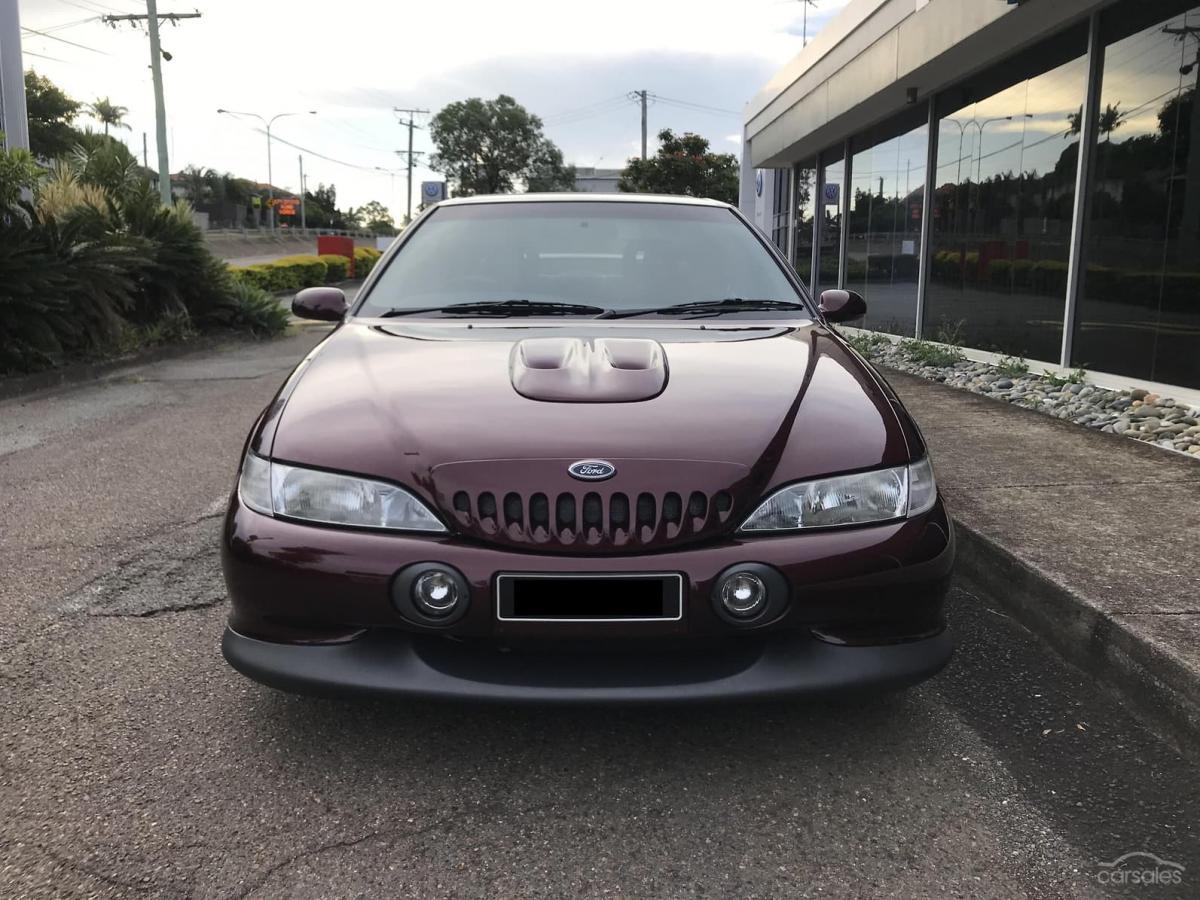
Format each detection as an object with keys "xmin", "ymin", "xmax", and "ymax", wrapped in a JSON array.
[{"xmin": 568, "ymin": 460, "xmax": 616, "ymax": 481}]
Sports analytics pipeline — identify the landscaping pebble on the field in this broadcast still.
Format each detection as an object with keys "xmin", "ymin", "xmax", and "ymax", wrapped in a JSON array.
[{"xmin": 846, "ymin": 334, "xmax": 1200, "ymax": 459}]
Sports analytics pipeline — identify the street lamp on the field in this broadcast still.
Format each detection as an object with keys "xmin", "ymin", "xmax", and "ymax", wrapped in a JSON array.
[{"xmin": 217, "ymin": 108, "xmax": 316, "ymax": 230}]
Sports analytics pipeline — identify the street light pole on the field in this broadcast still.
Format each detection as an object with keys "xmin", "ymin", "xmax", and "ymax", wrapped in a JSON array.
[{"xmin": 217, "ymin": 108, "xmax": 316, "ymax": 230}]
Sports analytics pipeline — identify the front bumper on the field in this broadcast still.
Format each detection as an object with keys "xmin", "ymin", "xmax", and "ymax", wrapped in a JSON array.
[
  {"xmin": 221, "ymin": 496, "xmax": 955, "ymax": 699},
  {"xmin": 223, "ymin": 625, "xmax": 954, "ymax": 703}
]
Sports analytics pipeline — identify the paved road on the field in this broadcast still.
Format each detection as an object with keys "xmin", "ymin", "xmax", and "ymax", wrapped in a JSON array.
[{"xmin": 1, "ymin": 333, "xmax": 1197, "ymax": 899}]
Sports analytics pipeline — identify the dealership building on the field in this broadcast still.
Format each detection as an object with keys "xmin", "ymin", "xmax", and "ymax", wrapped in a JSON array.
[{"xmin": 741, "ymin": 0, "xmax": 1200, "ymax": 393}]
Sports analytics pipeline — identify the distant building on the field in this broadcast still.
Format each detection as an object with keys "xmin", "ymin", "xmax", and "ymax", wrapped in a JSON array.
[{"xmin": 573, "ymin": 167, "xmax": 623, "ymax": 193}]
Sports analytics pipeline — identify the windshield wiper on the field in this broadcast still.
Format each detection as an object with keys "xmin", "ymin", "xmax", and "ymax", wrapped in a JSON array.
[
  {"xmin": 379, "ymin": 299, "xmax": 610, "ymax": 318},
  {"xmin": 604, "ymin": 298, "xmax": 809, "ymax": 319}
]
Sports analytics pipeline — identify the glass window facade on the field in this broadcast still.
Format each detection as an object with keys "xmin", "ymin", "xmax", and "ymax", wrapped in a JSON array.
[
  {"xmin": 1073, "ymin": 2, "xmax": 1200, "ymax": 388},
  {"xmin": 846, "ymin": 111, "xmax": 928, "ymax": 335},
  {"xmin": 770, "ymin": 169, "xmax": 791, "ymax": 255},
  {"xmin": 815, "ymin": 148, "xmax": 845, "ymax": 295},
  {"xmin": 793, "ymin": 161, "xmax": 817, "ymax": 285},
  {"xmin": 925, "ymin": 29, "xmax": 1089, "ymax": 357},
  {"xmin": 758, "ymin": 0, "xmax": 1200, "ymax": 390}
]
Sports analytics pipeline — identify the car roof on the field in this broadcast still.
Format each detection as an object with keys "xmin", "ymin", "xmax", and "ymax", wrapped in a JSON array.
[{"xmin": 436, "ymin": 192, "xmax": 733, "ymax": 209}]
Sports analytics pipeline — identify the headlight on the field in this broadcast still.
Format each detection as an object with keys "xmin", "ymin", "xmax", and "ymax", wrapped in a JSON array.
[
  {"xmin": 237, "ymin": 451, "xmax": 446, "ymax": 532},
  {"xmin": 739, "ymin": 458, "xmax": 937, "ymax": 532}
]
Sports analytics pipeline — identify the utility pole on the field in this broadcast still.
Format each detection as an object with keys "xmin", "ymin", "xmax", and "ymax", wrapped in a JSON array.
[
  {"xmin": 635, "ymin": 90, "xmax": 648, "ymax": 160},
  {"xmin": 0, "ymin": 0, "xmax": 30, "ymax": 150},
  {"xmin": 393, "ymin": 107, "xmax": 429, "ymax": 224},
  {"xmin": 102, "ymin": 6, "xmax": 202, "ymax": 206},
  {"xmin": 142, "ymin": 132, "xmax": 148, "ymax": 169},
  {"xmin": 298, "ymin": 154, "xmax": 306, "ymax": 231}
]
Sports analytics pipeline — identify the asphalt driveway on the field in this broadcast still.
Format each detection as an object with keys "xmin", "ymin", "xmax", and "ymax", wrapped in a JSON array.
[{"xmin": 1, "ymin": 331, "xmax": 1196, "ymax": 898}]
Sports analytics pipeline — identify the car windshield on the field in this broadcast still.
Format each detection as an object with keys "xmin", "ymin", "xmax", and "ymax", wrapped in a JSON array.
[{"xmin": 355, "ymin": 201, "xmax": 809, "ymax": 318}]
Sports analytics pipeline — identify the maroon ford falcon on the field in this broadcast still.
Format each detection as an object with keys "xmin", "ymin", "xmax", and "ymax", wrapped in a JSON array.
[{"xmin": 221, "ymin": 194, "xmax": 954, "ymax": 702}]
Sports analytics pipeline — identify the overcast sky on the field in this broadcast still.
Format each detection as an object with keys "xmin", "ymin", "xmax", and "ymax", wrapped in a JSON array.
[{"xmin": 17, "ymin": 0, "xmax": 850, "ymax": 215}]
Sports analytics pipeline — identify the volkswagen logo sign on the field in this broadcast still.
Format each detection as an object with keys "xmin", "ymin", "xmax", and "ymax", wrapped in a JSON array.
[{"xmin": 568, "ymin": 460, "xmax": 616, "ymax": 481}]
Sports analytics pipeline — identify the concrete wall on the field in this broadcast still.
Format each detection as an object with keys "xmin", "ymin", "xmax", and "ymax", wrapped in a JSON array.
[{"xmin": 746, "ymin": 0, "xmax": 1113, "ymax": 168}]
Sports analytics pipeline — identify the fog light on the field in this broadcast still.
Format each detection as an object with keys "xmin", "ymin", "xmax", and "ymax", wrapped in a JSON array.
[
  {"xmin": 412, "ymin": 570, "xmax": 460, "ymax": 617},
  {"xmin": 720, "ymin": 572, "xmax": 767, "ymax": 618}
]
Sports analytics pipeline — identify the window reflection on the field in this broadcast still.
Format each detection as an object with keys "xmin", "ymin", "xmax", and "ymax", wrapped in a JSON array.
[
  {"xmin": 770, "ymin": 169, "xmax": 791, "ymax": 256},
  {"xmin": 1074, "ymin": 3, "xmax": 1200, "ymax": 388},
  {"xmin": 846, "ymin": 116, "xmax": 928, "ymax": 335},
  {"xmin": 816, "ymin": 149, "xmax": 845, "ymax": 294},
  {"xmin": 926, "ymin": 38, "xmax": 1087, "ymax": 358},
  {"xmin": 793, "ymin": 163, "xmax": 817, "ymax": 284}
]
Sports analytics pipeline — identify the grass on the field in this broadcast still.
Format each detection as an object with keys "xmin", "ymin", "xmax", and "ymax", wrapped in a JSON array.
[
  {"xmin": 114, "ymin": 312, "xmax": 196, "ymax": 355},
  {"xmin": 900, "ymin": 339, "xmax": 966, "ymax": 367},
  {"xmin": 996, "ymin": 355, "xmax": 1030, "ymax": 377},
  {"xmin": 845, "ymin": 331, "xmax": 891, "ymax": 356},
  {"xmin": 1041, "ymin": 367, "xmax": 1089, "ymax": 388}
]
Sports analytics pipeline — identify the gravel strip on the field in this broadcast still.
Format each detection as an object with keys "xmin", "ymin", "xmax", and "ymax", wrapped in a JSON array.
[{"xmin": 846, "ymin": 334, "xmax": 1200, "ymax": 458}]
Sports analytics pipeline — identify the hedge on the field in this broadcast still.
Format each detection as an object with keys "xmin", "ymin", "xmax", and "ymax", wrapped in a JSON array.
[
  {"xmin": 229, "ymin": 250, "xmax": 381, "ymax": 291},
  {"xmin": 318, "ymin": 254, "xmax": 350, "ymax": 282},
  {"xmin": 928, "ymin": 250, "xmax": 1199, "ymax": 313}
]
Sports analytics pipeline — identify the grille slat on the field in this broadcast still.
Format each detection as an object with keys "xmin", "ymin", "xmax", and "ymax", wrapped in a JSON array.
[{"xmin": 448, "ymin": 488, "xmax": 733, "ymax": 550}]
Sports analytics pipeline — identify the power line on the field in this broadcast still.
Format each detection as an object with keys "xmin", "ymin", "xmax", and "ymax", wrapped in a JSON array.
[
  {"xmin": 25, "ymin": 15, "xmax": 101, "ymax": 35},
  {"xmin": 543, "ymin": 100, "xmax": 631, "ymax": 128},
  {"xmin": 21, "ymin": 25, "xmax": 108, "ymax": 54},
  {"xmin": 52, "ymin": 0, "xmax": 128, "ymax": 16},
  {"xmin": 650, "ymin": 94, "xmax": 742, "ymax": 116},
  {"xmin": 542, "ymin": 94, "xmax": 630, "ymax": 124},
  {"xmin": 248, "ymin": 127, "xmax": 386, "ymax": 174},
  {"xmin": 23, "ymin": 49, "xmax": 69, "ymax": 63}
]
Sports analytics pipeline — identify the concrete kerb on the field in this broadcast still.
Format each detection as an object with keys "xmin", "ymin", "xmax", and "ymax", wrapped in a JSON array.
[{"xmin": 954, "ymin": 520, "xmax": 1200, "ymax": 759}]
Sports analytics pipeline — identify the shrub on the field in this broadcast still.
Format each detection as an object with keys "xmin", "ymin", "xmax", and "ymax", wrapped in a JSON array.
[
  {"xmin": 319, "ymin": 253, "xmax": 351, "ymax": 282},
  {"xmin": 0, "ymin": 205, "xmax": 146, "ymax": 372},
  {"xmin": 224, "ymin": 282, "xmax": 290, "ymax": 338}
]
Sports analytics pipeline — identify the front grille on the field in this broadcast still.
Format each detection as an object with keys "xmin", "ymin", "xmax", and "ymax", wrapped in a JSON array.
[{"xmin": 447, "ymin": 487, "xmax": 737, "ymax": 551}]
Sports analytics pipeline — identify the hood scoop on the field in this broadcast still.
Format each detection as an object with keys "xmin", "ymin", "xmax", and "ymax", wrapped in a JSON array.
[{"xmin": 510, "ymin": 337, "xmax": 667, "ymax": 402}]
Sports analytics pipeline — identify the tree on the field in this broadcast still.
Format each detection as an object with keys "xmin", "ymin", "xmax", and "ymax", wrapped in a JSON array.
[
  {"xmin": 525, "ymin": 139, "xmax": 576, "ymax": 192},
  {"xmin": 619, "ymin": 129, "xmax": 739, "ymax": 204},
  {"xmin": 87, "ymin": 97, "xmax": 130, "ymax": 136},
  {"xmin": 1067, "ymin": 102, "xmax": 1126, "ymax": 141},
  {"xmin": 430, "ymin": 95, "xmax": 570, "ymax": 196},
  {"xmin": 24, "ymin": 71, "xmax": 81, "ymax": 160},
  {"xmin": 357, "ymin": 200, "xmax": 395, "ymax": 234},
  {"xmin": 178, "ymin": 165, "xmax": 212, "ymax": 204}
]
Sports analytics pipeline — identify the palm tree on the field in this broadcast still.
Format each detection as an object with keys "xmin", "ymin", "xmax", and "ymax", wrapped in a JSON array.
[{"xmin": 87, "ymin": 97, "xmax": 130, "ymax": 136}]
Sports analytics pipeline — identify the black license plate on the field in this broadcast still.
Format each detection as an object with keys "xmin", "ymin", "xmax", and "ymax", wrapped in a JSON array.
[{"xmin": 496, "ymin": 574, "xmax": 683, "ymax": 621}]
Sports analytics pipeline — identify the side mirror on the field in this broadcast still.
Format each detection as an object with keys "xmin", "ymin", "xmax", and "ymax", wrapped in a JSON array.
[
  {"xmin": 292, "ymin": 287, "xmax": 348, "ymax": 322},
  {"xmin": 818, "ymin": 289, "xmax": 867, "ymax": 323}
]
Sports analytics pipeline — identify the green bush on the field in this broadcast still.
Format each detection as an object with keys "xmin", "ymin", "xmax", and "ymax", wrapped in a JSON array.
[
  {"xmin": 225, "ymin": 282, "xmax": 290, "ymax": 338},
  {"xmin": 0, "ymin": 205, "xmax": 146, "ymax": 373},
  {"xmin": 319, "ymin": 253, "xmax": 351, "ymax": 282},
  {"xmin": 354, "ymin": 246, "xmax": 382, "ymax": 277},
  {"xmin": 271, "ymin": 254, "xmax": 329, "ymax": 288}
]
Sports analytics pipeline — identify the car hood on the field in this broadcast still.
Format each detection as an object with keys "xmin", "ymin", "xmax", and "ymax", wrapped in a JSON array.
[{"xmin": 264, "ymin": 320, "xmax": 909, "ymax": 546}]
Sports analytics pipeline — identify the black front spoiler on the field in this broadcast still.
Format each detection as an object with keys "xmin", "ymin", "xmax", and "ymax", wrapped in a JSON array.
[{"xmin": 223, "ymin": 626, "xmax": 954, "ymax": 704}]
